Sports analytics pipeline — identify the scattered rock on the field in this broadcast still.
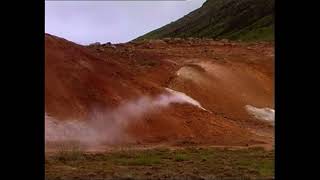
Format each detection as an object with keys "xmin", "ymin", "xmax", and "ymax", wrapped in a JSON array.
[
  {"xmin": 220, "ymin": 39, "xmax": 230, "ymax": 43},
  {"xmin": 89, "ymin": 42, "xmax": 101, "ymax": 46},
  {"xmin": 163, "ymin": 37, "xmax": 172, "ymax": 42},
  {"xmin": 149, "ymin": 39, "xmax": 166, "ymax": 45},
  {"xmin": 145, "ymin": 171, "xmax": 152, "ymax": 176}
]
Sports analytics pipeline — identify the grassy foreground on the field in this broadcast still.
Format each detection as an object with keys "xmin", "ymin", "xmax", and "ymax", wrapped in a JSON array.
[{"xmin": 45, "ymin": 147, "xmax": 274, "ymax": 180}]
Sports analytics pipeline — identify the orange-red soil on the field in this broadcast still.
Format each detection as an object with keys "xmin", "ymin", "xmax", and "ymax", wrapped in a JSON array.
[{"xmin": 45, "ymin": 34, "xmax": 274, "ymax": 148}]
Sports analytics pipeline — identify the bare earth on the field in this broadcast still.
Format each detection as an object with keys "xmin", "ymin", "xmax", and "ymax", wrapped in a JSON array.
[{"xmin": 45, "ymin": 35, "xmax": 274, "ymax": 179}]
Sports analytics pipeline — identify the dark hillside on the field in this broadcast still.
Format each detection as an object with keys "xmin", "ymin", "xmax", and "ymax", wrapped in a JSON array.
[{"xmin": 135, "ymin": 0, "xmax": 274, "ymax": 41}]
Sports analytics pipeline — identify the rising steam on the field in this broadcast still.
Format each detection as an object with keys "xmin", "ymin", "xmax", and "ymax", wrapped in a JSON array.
[
  {"xmin": 245, "ymin": 105, "xmax": 275, "ymax": 125},
  {"xmin": 45, "ymin": 88, "xmax": 207, "ymax": 146}
]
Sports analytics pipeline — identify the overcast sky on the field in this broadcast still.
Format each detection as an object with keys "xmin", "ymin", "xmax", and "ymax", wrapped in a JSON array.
[{"xmin": 45, "ymin": 0, "xmax": 206, "ymax": 45}]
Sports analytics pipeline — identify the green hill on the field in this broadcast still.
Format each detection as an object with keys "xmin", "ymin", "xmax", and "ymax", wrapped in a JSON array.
[{"xmin": 135, "ymin": 0, "xmax": 274, "ymax": 41}]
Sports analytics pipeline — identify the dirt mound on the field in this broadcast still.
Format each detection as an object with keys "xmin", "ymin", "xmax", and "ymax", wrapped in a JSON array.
[
  {"xmin": 45, "ymin": 34, "xmax": 163, "ymax": 120},
  {"xmin": 45, "ymin": 34, "xmax": 274, "ymax": 147},
  {"xmin": 169, "ymin": 61, "xmax": 273, "ymax": 126}
]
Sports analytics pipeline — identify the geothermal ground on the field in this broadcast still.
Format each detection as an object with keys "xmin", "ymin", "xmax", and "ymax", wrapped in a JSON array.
[{"xmin": 45, "ymin": 34, "xmax": 274, "ymax": 179}]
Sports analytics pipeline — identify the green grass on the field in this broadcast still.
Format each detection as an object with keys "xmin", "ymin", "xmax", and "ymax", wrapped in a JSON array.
[
  {"xmin": 113, "ymin": 152, "xmax": 162, "ymax": 166},
  {"xmin": 46, "ymin": 147, "xmax": 274, "ymax": 180}
]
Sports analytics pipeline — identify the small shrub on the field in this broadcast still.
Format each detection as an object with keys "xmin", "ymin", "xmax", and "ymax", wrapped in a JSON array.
[
  {"xmin": 174, "ymin": 154, "xmax": 189, "ymax": 162},
  {"xmin": 115, "ymin": 153, "xmax": 161, "ymax": 166},
  {"xmin": 54, "ymin": 147, "xmax": 85, "ymax": 162}
]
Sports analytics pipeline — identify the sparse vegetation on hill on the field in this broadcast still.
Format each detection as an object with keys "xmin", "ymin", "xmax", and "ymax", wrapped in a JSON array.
[{"xmin": 135, "ymin": 0, "xmax": 274, "ymax": 41}]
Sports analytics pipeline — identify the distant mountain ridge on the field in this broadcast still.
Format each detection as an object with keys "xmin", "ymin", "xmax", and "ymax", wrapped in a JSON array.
[{"xmin": 135, "ymin": 0, "xmax": 274, "ymax": 41}]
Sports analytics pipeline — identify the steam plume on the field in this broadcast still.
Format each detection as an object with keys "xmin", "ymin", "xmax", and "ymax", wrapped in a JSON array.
[
  {"xmin": 245, "ymin": 105, "xmax": 275, "ymax": 125},
  {"xmin": 45, "ymin": 88, "xmax": 207, "ymax": 146}
]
